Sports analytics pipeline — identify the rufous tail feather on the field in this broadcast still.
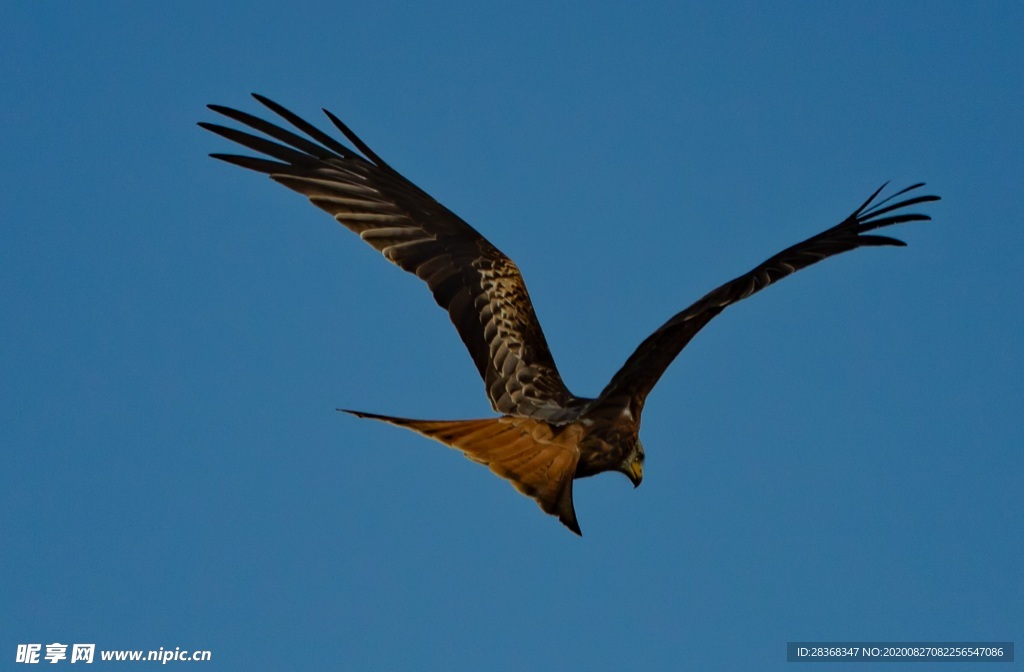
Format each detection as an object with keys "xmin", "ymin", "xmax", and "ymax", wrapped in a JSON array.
[{"xmin": 340, "ymin": 409, "xmax": 583, "ymax": 535}]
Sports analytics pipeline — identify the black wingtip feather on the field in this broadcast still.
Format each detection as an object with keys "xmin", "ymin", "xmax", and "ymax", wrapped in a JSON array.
[
  {"xmin": 857, "ymin": 235, "xmax": 907, "ymax": 247},
  {"xmin": 249, "ymin": 94, "xmax": 359, "ymax": 160},
  {"xmin": 863, "ymin": 194, "xmax": 941, "ymax": 221},
  {"xmin": 321, "ymin": 107, "xmax": 390, "ymax": 169},
  {"xmin": 859, "ymin": 213, "xmax": 932, "ymax": 233},
  {"xmin": 854, "ymin": 182, "xmax": 940, "ymax": 221},
  {"xmin": 208, "ymin": 153, "xmax": 290, "ymax": 174},
  {"xmin": 853, "ymin": 182, "xmax": 890, "ymax": 217}
]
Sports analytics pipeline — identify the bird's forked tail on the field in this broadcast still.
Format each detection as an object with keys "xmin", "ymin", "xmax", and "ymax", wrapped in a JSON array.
[{"xmin": 340, "ymin": 409, "xmax": 584, "ymax": 534}]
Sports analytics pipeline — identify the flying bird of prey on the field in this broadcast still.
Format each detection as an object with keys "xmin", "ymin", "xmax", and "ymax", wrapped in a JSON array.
[{"xmin": 201, "ymin": 95, "xmax": 938, "ymax": 535}]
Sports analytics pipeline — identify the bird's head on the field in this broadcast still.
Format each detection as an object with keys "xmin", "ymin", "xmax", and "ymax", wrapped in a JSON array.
[{"xmin": 620, "ymin": 439, "xmax": 645, "ymax": 488}]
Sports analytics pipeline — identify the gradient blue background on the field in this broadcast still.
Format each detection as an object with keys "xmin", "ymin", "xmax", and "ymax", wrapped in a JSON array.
[{"xmin": 2, "ymin": 2, "xmax": 1021, "ymax": 670}]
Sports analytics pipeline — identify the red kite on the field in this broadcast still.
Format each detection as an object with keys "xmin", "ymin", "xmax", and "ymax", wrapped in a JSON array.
[{"xmin": 202, "ymin": 95, "xmax": 938, "ymax": 535}]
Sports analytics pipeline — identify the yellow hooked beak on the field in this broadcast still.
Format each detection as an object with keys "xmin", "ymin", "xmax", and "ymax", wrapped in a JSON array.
[{"xmin": 629, "ymin": 460, "xmax": 644, "ymax": 488}]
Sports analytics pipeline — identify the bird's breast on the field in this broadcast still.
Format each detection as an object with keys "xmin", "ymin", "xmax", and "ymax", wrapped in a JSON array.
[{"xmin": 574, "ymin": 425, "xmax": 637, "ymax": 478}]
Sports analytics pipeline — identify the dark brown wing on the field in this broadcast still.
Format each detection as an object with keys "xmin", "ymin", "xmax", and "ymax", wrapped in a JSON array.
[
  {"xmin": 342, "ymin": 410, "xmax": 584, "ymax": 535},
  {"xmin": 200, "ymin": 95, "xmax": 573, "ymax": 417},
  {"xmin": 595, "ymin": 183, "xmax": 940, "ymax": 414}
]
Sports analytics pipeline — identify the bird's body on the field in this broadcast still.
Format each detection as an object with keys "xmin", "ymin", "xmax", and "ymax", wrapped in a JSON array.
[{"xmin": 202, "ymin": 95, "xmax": 938, "ymax": 535}]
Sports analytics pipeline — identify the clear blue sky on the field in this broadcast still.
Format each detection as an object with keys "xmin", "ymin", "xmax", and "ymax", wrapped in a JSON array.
[{"xmin": 2, "ymin": 2, "xmax": 1021, "ymax": 670}]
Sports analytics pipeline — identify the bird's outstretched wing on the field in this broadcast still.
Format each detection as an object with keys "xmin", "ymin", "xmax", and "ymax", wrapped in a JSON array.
[
  {"xmin": 200, "ymin": 95, "xmax": 574, "ymax": 417},
  {"xmin": 595, "ymin": 183, "xmax": 940, "ymax": 414}
]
